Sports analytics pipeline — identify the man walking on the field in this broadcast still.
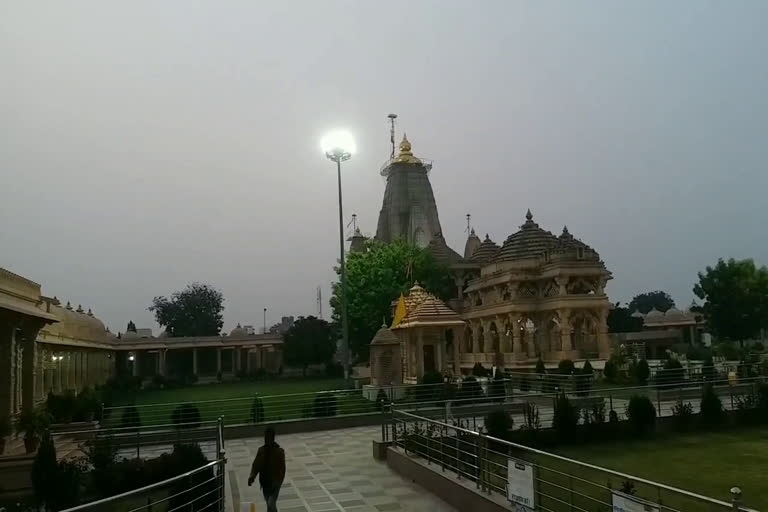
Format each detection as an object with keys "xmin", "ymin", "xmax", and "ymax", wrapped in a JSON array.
[{"xmin": 248, "ymin": 427, "xmax": 286, "ymax": 512}]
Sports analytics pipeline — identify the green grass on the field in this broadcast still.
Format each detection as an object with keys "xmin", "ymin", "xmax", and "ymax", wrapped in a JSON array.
[
  {"xmin": 555, "ymin": 428, "xmax": 768, "ymax": 510},
  {"xmin": 104, "ymin": 378, "xmax": 376, "ymax": 427}
]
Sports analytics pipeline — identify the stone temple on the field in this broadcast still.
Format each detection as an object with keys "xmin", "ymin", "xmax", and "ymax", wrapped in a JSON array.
[{"xmin": 366, "ymin": 134, "xmax": 613, "ymax": 380}]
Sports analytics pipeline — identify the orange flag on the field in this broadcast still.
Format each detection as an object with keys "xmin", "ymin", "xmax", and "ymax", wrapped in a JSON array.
[{"xmin": 392, "ymin": 293, "xmax": 407, "ymax": 327}]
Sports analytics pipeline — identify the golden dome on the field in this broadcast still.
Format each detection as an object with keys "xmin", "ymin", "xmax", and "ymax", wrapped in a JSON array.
[{"xmin": 394, "ymin": 134, "xmax": 422, "ymax": 164}]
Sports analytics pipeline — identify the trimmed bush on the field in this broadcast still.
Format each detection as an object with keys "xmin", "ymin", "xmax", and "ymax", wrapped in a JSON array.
[
  {"xmin": 632, "ymin": 359, "xmax": 650, "ymax": 386},
  {"xmin": 84, "ymin": 435, "xmax": 118, "ymax": 498},
  {"xmin": 657, "ymin": 358, "xmax": 684, "ymax": 386},
  {"xmin": 604, "ymin": 358, "xmax": 618, "ymax": 384},
  {"xmin": 583, "ymin": 400, "xmax": 606, "ymax": 426},
  {"xmin": 700, "ymin": 384, "xmax": 725, "ymax": 427},
  {"xmin": 535, "ymin": 358, "xmax": 546, "ymax": 375},
  {"xmin": 485, "ymin": 408, "xmax": 513, "ymax": 441},
  {"xmin": 472, "ymin": 363, "xmax": 490, "ymax": 377},
  {"xmin": 325, "ymin": 361, "xmax": 344, "ymax": 378},
  {"xmin": 250, "ymin": 395, "xmax": 265, "ymax": 423},
  {"xmin": 576, "ymin": 362, "xmax": 593, "ymax": 397},
  {"xmin": 609, "ymin": 409, "xmax": 620, "ymax": 423},
  {"xmin": 522, "ymin": 402, "xmax": 541, "ymax": 431},
  {"xmin": 490, "ymin": 369, "xmax": 507, "ymax": 402},
  {"xmin": 313, "ymin": 392, "xmax": 337, "ymax": 417},
  {"xmin": 552, "ymin": 393, "xmax": 579, "ymax": 440},
  {"xmin": 46, "ymin": 391, "xmax": 76, "ymax": 423},
  {"xmin": 171, "ymin": 404, "xmax": 202, "ymax": 430},
  {"xmin": 519, "ymin": 373, "xmax": 531, "ymax": 392},
  {"xmin": 419, "ymin": 371, "xmax": 444, "ymax": 402},
  {"xmin": 31, "ymin": 433, "xmax": 58, "ymax": 508},
  {"xmin": 558, "ymin": 359, "xmax": 575, "ymax": 375},
  {"xmin": 120, "ymin": 405, "xmax": 141, "ymax": 430},
  {"xmin": 74, "ymin": 387, "xmax": 100, "ymax": 422},
  {"xmin": 626, "ymin": 395, "xmax": 656, "ymax": 436},
  {"xmin": 701, "ymin": 357, "xmax": 717, "ymax": 382}
]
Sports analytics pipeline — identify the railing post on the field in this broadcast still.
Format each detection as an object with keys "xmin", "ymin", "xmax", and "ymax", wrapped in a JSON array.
[
  {"xmin": 136, "ymin": 429, "xmax": 140, "ymax": 459},
  {"xmin": 656, "ymin": 386, "xmax": 661, "ymax": 417}
]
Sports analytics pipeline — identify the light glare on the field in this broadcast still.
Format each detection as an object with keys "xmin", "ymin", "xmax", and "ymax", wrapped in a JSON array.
[{"xmin": 321, "ymin": 129, "xmax": 356, "ymax": 157}]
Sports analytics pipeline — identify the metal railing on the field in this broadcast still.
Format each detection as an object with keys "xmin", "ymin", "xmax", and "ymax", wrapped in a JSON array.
[
  {"xmin": 389, "ymin": 408, "xmax": 756, "ymax": 512},
  {"xmin": 60, "ymin": 459, "xmax": 226, "ymax": 512},
  {"xmin": 98, "ymin": 368, "xmax": 766, "ymax": 432},
  {"xmin": 52, "ymin": 418, "xmax": 224, "ymax": 460}
]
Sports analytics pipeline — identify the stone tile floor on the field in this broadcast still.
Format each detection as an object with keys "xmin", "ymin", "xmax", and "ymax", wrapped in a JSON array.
[{"xmin": 225, "ymin": 426, "xmax": 456, "ymax": 512}]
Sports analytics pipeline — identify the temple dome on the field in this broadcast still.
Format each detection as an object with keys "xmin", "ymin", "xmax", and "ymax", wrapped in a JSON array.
[
  {"xmin": 646, "ymin": 308, "xmax": 663, "ymax": 319},
  {"xmin": 370, "ymin": 324, "xmax": 400, "ymax": 345},
  {"xmin": 230, "ymin": 323, "xmax": 247, "ymax": 337},
  {"xmin": 43, "ymin": 304, "xmax": 108, "ymax": 344},
  {"xmin": 471, "ymin": 234, "xmax": 500, "ymax": 264},
  {"xmin": 494, "ymin": 210, "xmax": 559, "ymax": 262}
]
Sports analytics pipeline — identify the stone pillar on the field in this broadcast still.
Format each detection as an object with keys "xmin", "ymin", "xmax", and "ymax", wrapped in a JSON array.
[
  {"xmin": 216, "ymin": 348, "xmax": 222, "ymax": 373},
  {"xmin": 510, "ymin": 315, "xmax": 524, "ymax": 358},
  {"xmin": 497, "ymin": 315, "xmax": 510, "ymax": 353},
  {"xmin": 482, "ymin": 321, "xmax": 493, "ymax": 354},
  {"xmin": 192, "ymin": 349, "xmax": 198, "ymax": 375},
  {"xmin": 244, "ymin": 349, "xmax": 250, "ymax": 372},
  {"xmin": 231, "ymin": 349, "xmax": 236, "ymax": 374},
  {"xmin": 556, "ymin": 276, "xmax": 569, "ymax": 296},
  {"xmin": 560, "ymin": 310, "xmax": 573, "ymax": 352},
  {"xmin": 454, "ymin": 275, "xmax": 466, "ymax": 301},
  {"xmin": 438, "ymin": 333, "xmax": 446, "ymax": 374},
  {"xmin": 597, "ymin": 309, "xmax": 612, "ymax": 358},
  {"xmin": 0, "ymin": 322, "xmax": 16, "ymax": 417},
  {"xmin": 21, "ymin": 328, "xmax": 38, "ymax": 411},
  {"xmin": 525, "ymin": 320, "xmax": 536, "ymax": 358},
  {"xmin": 416, "ymin": 329, "xmax": 424, "ymax": 382},
  {"xmin": 453, "ymin": 327, "xmax": 461, "ymax": 375},
  {"xmin": 471, "ymin": 322, "xmax": 481, "ymax": 354},
  {"xmin": 132, "ymin": 353, "xmax": 138, "ymax": 377},
  {"xmin": 158, "ymin": 350, "xmax": 166, "ymax": 376}
]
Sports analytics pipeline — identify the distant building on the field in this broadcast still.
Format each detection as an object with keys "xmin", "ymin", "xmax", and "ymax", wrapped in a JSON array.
[{"xmin": 269, "ymin": 316, "xmax": 295, "ymax": 334}]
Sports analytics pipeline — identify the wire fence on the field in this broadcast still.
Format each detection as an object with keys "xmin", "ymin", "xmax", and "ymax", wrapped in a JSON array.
[{"xmin": 389, "ymin": 408, "xmax": 756, "ymax": 512}]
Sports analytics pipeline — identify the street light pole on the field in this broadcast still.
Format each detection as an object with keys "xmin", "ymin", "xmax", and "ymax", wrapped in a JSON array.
[
  {"xmin": 336, "ymin": 158, "xmax": 351, "ymax": 381},
  {"xmin": 263, "ymin": 307, "xmax": 267, "ymax": 334},
  {"xmin": 321, "ymin": 129, "xmax": 356, "ymax": 382}
]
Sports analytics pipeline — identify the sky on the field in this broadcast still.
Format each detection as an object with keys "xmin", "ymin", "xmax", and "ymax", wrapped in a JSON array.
[{"xmin": 2, "ymin": 1, "xmax": 767, "ymax": 334}]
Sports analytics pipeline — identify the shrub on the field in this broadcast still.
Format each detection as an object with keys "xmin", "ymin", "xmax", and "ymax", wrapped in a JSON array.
[
  {"xmin": 576, "ymin": 362, "xmax": 593, "ymax": 397},
  {"xmin": 582, "ymin": 359, "xmax": 594, "ymax": 375},
  {"xmin": 171, "ymin": 404, "xmax": 202, "ymax": 430},
  {"xmin": 583, "ymin": 400, "xmax": 606, "ymax": 426},
  {"xmin": 74, "ymin": 387, "xmax": 100, "ymax": 422},
  {"xmin": 604, "ymin": 358, "xmax": 618, "ymax": 384},
  {"xmin": 535, "ymin": 359, "xmax": 546, "ymax": 375},
  {"xmin": 17, "ymin": 407, "xmax": 51, "ymax": 453},
  {"xmin": 626, "ymin": 395, "xmax": 656, "ymax": 436},
  {"xmin": 166, "ymin": 444, "xmax": 216, "ymax": 512},
  {"xmin": 55, "ymin": 459, "xmax": 85, "ymax": 510},
  {"xmin": 84, "ymin": 435, "xmax": 118, "ymax": 498},
  {"xmin": 46, "ymin": 391, "xmax": 76, "ymax": 423},
  {"xmin": 485, "ymin": 408, "xmax": 513, "ymax": 441},
  {"xmin": 120, "ymin": 405, "xmax": 141, "ymax": 430},
  {"xmin": 699, "ymin": 384, "xmax": 725, "ymax": 427},
  {"xmin": 419, "ymin": 371, "xmax": 444, "ymax": 402},
  {"xmin": 458, "ymin": 376, "xmax": 484, "ymax": 403},
  {"xmin": 216, "ymin": 371, "xmax": 223, "ymax": 382},
  {"xmin": 472, "ymin": 363, "xmax": 489, "ymax": 377},
  {"xmin": 657, "ymin": 358, "xmax": 684, "ymax": 386},
  {"xmin": 558, "ymin": 359, "xmax": 575, "ymax": 375},
  {"xmin": 325, "ymin": 361, "xmax": 344, "ymax": 378},
  {"xmin": 313, "ymin": 392, "xmax": 337, "ymax": 417},
  {"xmin": 552, "ymin": 393, "xmax": 579, "ymax": 440},
  {"xmin": 522, "ymin": 402, "xmax": 541, "ymax": 431},
  {"xmin": 31, "ymin": 432, "xmax": 58, "ymax": 508},
  {"xmin": 250, "ymin": 395, "xmax": 265, "ymax": 423},
  {"xmin": 752, "ymin": 342, "xmax": 764, "ymax": 353},
  {"xmin": 490, "ymin": 369, "xmax": 507, "ymax": 402},
  {"xmin": 671, "ymin": 399, "xmax": 694, "ymax": 432},
  {"xmin": 632, "ymin": 359, "xmax": 650, "ymax": 386},
  {"xmin": 609, "ymin": 409, "xmax": 620, "ymax": 423}
]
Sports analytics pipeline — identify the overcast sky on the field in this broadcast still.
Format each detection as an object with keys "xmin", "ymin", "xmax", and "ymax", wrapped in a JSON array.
[{"xmin": 2, "ymin": 1, "xmax": 767, "ymax": 334}]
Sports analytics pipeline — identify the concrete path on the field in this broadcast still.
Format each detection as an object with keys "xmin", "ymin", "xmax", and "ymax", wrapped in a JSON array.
[{"xmin": 224, "ymin": 426, "xmax": 456, "ymax": 512}]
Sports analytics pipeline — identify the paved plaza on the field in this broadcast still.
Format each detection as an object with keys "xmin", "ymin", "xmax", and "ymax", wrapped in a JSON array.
[{"xmin": 224, "ymin": 426, "xmax": 456, "ymax": 512}]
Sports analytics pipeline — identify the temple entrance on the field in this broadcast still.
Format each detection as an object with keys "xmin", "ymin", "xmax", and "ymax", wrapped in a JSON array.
[{"xmin": 423, "ymin": 345, "xmax": 435, "ymax": 374}]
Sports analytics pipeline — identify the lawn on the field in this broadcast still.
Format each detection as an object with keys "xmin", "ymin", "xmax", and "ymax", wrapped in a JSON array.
[
  {"xmin": 103, "ymin": 377, "xmax": 375, "ymax": 427},
  {"xmin": 555, "ymin": 428, "xmax": 768, "ymax": 510}
]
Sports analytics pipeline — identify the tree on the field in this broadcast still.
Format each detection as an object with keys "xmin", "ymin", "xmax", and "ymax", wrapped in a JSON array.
[
  {"xmin": 330, "ymin": 240, "xmax": 453, "ymax": 360},
  {"xmin": 148, "ymin": 283, "xmax": 224, "ymax": 337},
  {"xmin": 607, "ymin": 302, "xmax": 643, "ymax": 332},
  {"xmin": 282, "ymin": 316, "xmax": 335, "ymax": 376},
  {"xmin": 126, "ymin": 321, "xmax": 137, "ymax": 333},
  {"xmin": 629, "ymin": 291, "xmax": 675, "ymax": 314},
  {"xmin": 694, "ymin": 258, "xmax": 768, "ymax": 346}
]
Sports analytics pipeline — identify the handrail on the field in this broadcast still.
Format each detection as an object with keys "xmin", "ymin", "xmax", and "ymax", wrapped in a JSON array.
[
  {"xmin": 393, "ymin": 409, "xmax": 757, "ymax": 511},
  {"xmin": 60, "ymin": 459, "xmax": 222, "ymax": 512},
  {"xmin": 51, "ymin": 420, "xmax": 220, "ymax": 436}
]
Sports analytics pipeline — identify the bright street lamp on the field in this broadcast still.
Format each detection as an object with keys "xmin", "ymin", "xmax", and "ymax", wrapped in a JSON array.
[{"xmin": 321, "ymin": 129, "xmax": 355, "ymax": 380}]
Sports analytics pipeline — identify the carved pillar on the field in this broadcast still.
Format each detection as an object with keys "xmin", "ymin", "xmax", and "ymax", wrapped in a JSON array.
[
  {"xmin": 453, "ymin": 327, "xmax": 461, "ymax": 375},
  {"xmin": 471, "ymin": 322, "xmax": 481, "ymax": 354},
  {"xmin": 497, "ymin": 315, "xmax": 511, "ymax": 353},
  {"xmin": 454, "ymin": 274, "xmax": 466, "ymax": 301},
  {"xmin": 559, "ymin": 309, "xmax": 573, "ymax": 352},
  {"xmin": 556, "ymin": 276, "xmax": 569, "ymax": 296},
  {"xmin": 525, "ymin": 318, "xmax": 536, "ymax": 358},
  {"xmin": 416, "ymin": 329, "xmax": 424, "ymax": 382},
  {"xmin": 482, "ymin": 320, "xmax": 493, "ymax": 354},
  {"xmin": 0, "ymin": 321, "xmax": 16, "ymax": 417},
  {"xmin": 509, "ymin": 314, "xmax": 523, "ymax": 356},
  {"xmin": 193, "ymin": 348, "xmax": 199, "ymax": 374},
  {"xmin": 216, "ymin": 348, "xmax": 222, "ymax": 373},
  {"xmin": 597, "ymin": 308, "xmax": 612, "ymax": 358},
  {"xmin": 596, "ymin": 277, "xmax": 607, "ymax": 296},
  {"xmin": 21, "ymin": 325, "xmax": 40, "ymax": 411},
  {"xmin": 231, "ymin": 348, "xmax": 236, "ymax": 374}
]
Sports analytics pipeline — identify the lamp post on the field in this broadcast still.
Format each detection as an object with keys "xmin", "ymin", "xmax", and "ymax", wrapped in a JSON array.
[
  {"xmin": 321, "ymin": 129, "xmax": 356, "ymax": 381},
  {"xmin": 263, "ymin": 307, "xmax": 267, "ymax": 334}
]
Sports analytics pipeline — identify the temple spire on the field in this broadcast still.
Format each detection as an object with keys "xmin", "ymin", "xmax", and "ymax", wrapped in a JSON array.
[{"xmin": 394, "ymin": 133, "xmax": 422, "ymax": 164}]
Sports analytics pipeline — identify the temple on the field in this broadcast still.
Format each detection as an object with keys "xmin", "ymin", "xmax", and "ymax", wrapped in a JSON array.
[{"xmin": 368, "ymin": 134, "xmax": 613, "ymax": 379}]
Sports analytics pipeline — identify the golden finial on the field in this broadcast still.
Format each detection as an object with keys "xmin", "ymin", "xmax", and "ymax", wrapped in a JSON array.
[{"xmin": 394, "ymin": 133, "xmax": 422, "ymax": 164}]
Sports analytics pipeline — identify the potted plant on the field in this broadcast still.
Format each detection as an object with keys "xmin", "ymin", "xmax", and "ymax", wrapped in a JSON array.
[
  {"xmin": 17, "ymin": 407, "xmax": 51, "ymax": 454},
  {"xmin": 0, "ymin": 414, "xmax": 11, "ymax": 454}
]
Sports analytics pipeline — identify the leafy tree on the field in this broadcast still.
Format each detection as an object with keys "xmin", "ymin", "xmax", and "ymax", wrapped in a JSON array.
[
  {"xmin": 148, "ymin": 283, "xmax": 224, "ymax": 337},
  {"xmin": 694, "ymin": 258, "xmax": 768, "ymax": 346},
  {"xmin": 629, "ymin": 291, "xmax": 675, "ymax": 314},
  {"xmin": 330, "ymin": 240, "xmax": 453, "ymax": 360},
  {"xmin": 607, "ymin": 302, "xmax": 644, "ymax": 332},
  {"xmin": 283, "ymin": 316, "xmax": 335, "ymax": 376}
]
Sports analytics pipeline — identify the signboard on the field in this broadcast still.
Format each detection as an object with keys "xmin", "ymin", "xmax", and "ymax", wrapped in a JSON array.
[
  {"xmin": 611, "ymin": 491, "xmax": 661, "ymax": 512},
  {"xmin": 506, "ymin": 459, "xmax": 535, "ymax": 510}
]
